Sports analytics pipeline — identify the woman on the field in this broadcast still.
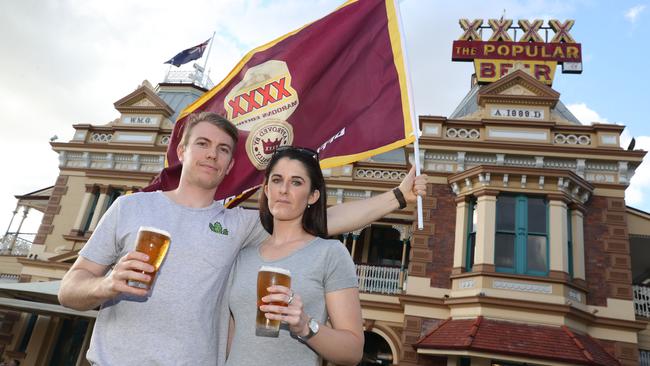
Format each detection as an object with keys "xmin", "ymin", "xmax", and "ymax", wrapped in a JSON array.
[{"xmin": 225, "ymin": 146, "xmax": 363, "ymax": 366}]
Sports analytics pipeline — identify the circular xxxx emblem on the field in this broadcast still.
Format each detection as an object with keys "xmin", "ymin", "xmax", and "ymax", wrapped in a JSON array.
[{"xmin": 246, "ymin": 119, "xmax": 294, "ymax": 170}]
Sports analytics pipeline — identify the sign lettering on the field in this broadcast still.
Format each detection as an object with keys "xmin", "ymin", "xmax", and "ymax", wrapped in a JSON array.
[{"xmin": 452, "ymin": 18, "xmax": 582, "ymax": 84}]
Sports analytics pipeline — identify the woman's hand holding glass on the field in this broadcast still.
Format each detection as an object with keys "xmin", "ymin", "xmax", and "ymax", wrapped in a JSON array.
[{"xmin": 259, "ymin": 285, "xmax": 310, "ymax": 337}]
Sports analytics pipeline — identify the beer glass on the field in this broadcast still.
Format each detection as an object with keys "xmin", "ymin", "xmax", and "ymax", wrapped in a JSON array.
[
  {"xmin": 256, "ymin": 266, "xmax": 291, "ymax": 337},
  {"xmin": 127, "ymin": 226, "xmax": 171, "ymax": 290}
]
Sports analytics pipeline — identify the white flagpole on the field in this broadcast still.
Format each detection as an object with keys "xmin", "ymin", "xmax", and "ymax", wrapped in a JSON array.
[
  {"xmin": 394, "ymin": 0, "xmax": 423, "ymax": 230},
  {"xmin": 201, "ymin": 31, "xmax": 216, "ymax": 85}
]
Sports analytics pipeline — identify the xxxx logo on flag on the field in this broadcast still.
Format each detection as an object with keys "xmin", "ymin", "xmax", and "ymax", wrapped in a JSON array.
[{"xmin": 224, "ymin": 60, "xmax": 299, "ymax": 131}]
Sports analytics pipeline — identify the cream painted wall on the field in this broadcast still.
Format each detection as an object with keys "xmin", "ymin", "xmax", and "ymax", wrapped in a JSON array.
[
  {"xmin": 0, "ymin": 256, "xmax": 22, "ymax": 275},
  {"xmin": 361, "ymin": 308, "xmax": 404, "ymax": 324},
  {"xmin": 628, "ymin": 210, "xmax": 650, "ymax": 236},
  {"xmin": 405, "ymin": 276, "xmax": 450, "ymax": 297},
  {"xmin": 638, "ymin": 323, "xmax": 650, "ymax": 350},
  {"xmin": 403, "ymin": 303, "xmax": 450, "ymax": 320}
]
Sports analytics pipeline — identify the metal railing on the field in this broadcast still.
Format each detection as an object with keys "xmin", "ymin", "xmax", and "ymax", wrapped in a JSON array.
[
  {"xmin": 633, "ymin": 285, "xmax": 650, "ymax": 318},
  {"xmin": 0, "ymin": 234, "xmax": 32, "ymax": 256},
  {"xmin": 641, "ymin": 349, "xmax": 650, "ymax": 366},
  {"xmin": 356, "ymin": 264, "xmax": 406, "ymax": 295}
]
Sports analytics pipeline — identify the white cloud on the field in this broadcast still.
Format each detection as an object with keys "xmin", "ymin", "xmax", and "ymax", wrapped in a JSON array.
[
  {"xmin": 566, "ymin": 103, "xmax": 610, "ymax": 125},
  {"xmin": 625, "ymin": 5, "xmax": 646, "ymax": 23}
]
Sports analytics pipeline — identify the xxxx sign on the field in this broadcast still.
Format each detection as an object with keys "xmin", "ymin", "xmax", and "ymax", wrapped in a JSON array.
[{"xmin": 224, "ymin": 60, "xmax": 299, "ymax": 131}]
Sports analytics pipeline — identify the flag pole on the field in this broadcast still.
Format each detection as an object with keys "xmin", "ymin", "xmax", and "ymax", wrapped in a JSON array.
[
  {"xmin": 393, "ymin": 0, "xmax": 423, "ymax": 230},
  {"xmin": 201, "ymin": 31, "xmax": 216, "ymax": 85}
]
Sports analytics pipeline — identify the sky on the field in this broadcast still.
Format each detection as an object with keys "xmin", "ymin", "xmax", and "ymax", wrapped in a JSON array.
[{"xmin": 0, "ymin": 0, "xmax": 649, "ymax": 237}]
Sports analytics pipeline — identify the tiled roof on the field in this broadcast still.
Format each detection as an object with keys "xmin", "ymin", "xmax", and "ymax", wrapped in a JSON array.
[{"xmin": 415, "ymin": 317, "xmax": 620, "ymax": 366}]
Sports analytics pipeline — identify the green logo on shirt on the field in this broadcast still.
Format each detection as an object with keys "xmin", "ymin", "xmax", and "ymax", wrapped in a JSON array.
[{"xmin": 209, "ymin": 221, "xmax": 229, "ymax": 235}]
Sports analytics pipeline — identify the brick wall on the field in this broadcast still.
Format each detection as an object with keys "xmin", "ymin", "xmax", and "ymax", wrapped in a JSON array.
[
  {"xmin": 400, "ymin": 315, "xmax": 447, "ymax": 366},
  {"xmin": 33, "ymin": 175, "xmax": 68, "ymax": 245},
  {"xmin": 596, "ymin": 338, "xmax": 639, "ymax": 366},
  {"xmin": 583, "ymin": 195, "xmax": 633, "ymax": 306},
  {"xmin": 409, "ymin": 183, "xmax": 456, "ymax": 289}
]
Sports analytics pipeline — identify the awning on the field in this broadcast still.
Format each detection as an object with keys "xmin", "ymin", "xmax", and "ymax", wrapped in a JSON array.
[
  {"xmin": 415, "ymin": 316, "xmax": 620, "ymax": 366},
  {"xmin": 0, "ymin": 280, "xmax": 97, "ymax": 319},
  {"xmin": 14, "ymin": 186, "xmax": 53, "ymax": 213}
]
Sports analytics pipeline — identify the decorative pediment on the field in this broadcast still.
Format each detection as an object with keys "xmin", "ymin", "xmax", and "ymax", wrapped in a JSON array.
[
  {"xmin": 477, "ymin": 70, "xmax": 560, "ymax": 108},
  {"xmin": 113, "ymin": 80, "xmax": 174, "ymax": 117}
]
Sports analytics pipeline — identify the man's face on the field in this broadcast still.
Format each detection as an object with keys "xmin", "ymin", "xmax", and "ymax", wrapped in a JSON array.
[{"xmin": 177, "ymin": 121, "xmax": 235, "ymax": 191}]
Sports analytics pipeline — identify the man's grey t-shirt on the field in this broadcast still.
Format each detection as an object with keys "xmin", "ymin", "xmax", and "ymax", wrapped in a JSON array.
[
  {"xmin": 79, "ymin": 191, "xmax": 268, "ymax": 366},
  {"xmin": 225, "ymin": 237, "xmax": 358, "ymax": 366}
]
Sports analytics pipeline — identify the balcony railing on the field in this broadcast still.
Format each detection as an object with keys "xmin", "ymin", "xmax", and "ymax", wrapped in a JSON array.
[
  {"xmin": 0, "ymin": 234, "xmax": 32, "ymax": 256},
  {"xmin": 633, "ymin": 285, "xmax": 650, "ymax": 318},
  {"xmin": 356, "ymin": 264, "xmax": 406, "ymax": 295}
]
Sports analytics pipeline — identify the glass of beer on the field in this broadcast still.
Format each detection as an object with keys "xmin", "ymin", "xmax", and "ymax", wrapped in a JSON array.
[
  {"xmin": 127, "ymin": 226, "xmax": 171, "ymax": 290},
  {"xmin": 256, "ymin": 266, "xmax": 291, "ymax": 337}
]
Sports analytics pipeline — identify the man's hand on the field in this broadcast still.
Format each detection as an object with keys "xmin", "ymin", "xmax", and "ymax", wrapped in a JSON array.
[
  {"xmin": 100, "ymin": 251, "xmax": 155, "ymax": 298},
  {"xmin": 398, "ymin": 166, "xmax": 428, "ymax": 203},
  {"xmin": 59, "ymin": 252, "xmax": 155, "ymax": 310}
]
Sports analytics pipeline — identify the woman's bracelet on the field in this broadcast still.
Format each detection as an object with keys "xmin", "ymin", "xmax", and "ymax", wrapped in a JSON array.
[{"xmin": 392, "ymin": 187, "xmax": 407, "ymax": 209}]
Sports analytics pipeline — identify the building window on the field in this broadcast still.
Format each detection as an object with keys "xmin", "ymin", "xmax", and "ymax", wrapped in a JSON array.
[
  {"xmin": 495, "ymin": 195, "xmax": 548, "ymax": 276},
  {"xmin": 49, "ymin": 318, "xmax": 89, "ymax": 366},
  {"xmin": 466, "ymin": 198, "xmax": 477, "ymax": 271},
  {"xmin": 105, "ymin": 188, "xmax": 124, "ymax": 211},
  {"xmin": 567, "ymin": 209, "xmax": 574, "ymax": 278},
  {"xmin": 81, "ymin": 188, "xmax": 100, "ymax": 234},
  {"xmin": 368, "ymin": 226, "xmax": 402, "ymax": 267},
  {"xmin": 18, "ymin": 313, "xmax": 38, "ymax": 352}
]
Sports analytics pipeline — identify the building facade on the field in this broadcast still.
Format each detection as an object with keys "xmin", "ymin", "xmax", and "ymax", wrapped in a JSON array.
[{"xmin": 1, "ymin": 36, "xmax": 650, "ymax": 366}]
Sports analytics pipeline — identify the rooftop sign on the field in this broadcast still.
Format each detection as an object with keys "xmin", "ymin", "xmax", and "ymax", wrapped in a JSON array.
[{"xmin": 452, "ymin": 19, "xmax": 582, "ymax": 85}]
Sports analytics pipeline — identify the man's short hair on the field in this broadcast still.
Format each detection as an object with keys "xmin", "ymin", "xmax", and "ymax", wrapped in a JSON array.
[{"xmin": 179, "ymin": 112, "xmax": 239, "ymax": 148}]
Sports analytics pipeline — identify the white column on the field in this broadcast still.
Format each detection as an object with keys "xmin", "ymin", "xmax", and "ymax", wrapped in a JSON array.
[
  {"xmin": 72, "ymin": 186, "xmax": 95, "ymax": 232},
  {"xmin": 8, "ymin": 206, "xmax": 29, "ymax": 253},
  {"xmin": 350, "ymin": 227, "xmax": 366, "ymax": 261},
  {"xmin": 88, "ymin": 187, "xmax": 110, "ymax": 232},
  {"xmin": 453, "ymin": 198, "xmax": 470, "ymax": 269},
  {"xmin": 474, "ymin": 193, "xmax": 497, "ymax": 267},
  {"xmin": 571, "ymin": 209, "xmax": 586, "ymax": 280},
  {"xmin": 549, "ymin": 199, "xmax": 569, "ymax": 274}
]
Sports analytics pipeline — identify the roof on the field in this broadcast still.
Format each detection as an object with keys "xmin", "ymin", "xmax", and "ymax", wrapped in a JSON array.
[
  {"xmin": 415, "ymin": 317, "xmax": 620, "ymax": 366},
  {"xmin": 14, "ymin": 185, "xmax": 54, "ymax": 212},
  {"xmin": 0, "ymin": 280, "xmax": 97, "ymax": 318},
  {"xmin": 156, "ymin": 83, "xmax": 206, "ymax": 121},
  {"xmin": 449, "ymin": 73, "xmax": 581, "ymax": 125}
]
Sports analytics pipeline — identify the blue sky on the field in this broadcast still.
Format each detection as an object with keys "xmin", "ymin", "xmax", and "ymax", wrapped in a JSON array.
[{"xmin": 0, "ymin": 0, "xmax": 648, "ymax": 235}]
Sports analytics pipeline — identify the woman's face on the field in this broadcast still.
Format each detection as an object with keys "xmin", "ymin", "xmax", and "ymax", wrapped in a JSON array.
[{"xmin": 264, "ymin": 157, "xmax": 320, "ymax": 222}]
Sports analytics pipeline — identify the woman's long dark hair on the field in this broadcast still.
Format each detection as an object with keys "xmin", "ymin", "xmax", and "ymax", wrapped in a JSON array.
[{"xmin": 258, "ymin": 147, "xmax": 327, "ymax": 237}]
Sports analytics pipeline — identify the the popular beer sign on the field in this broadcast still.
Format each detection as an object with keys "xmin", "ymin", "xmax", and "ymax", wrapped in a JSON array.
[{"xmin": 452, "ymin": 19, "xmax": 582, "ymax": 85}]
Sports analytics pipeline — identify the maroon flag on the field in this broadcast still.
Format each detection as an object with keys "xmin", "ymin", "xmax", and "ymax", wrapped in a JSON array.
[{"xmin": 145, "ymin": 0, "xmax": 415, "ymax": 203}]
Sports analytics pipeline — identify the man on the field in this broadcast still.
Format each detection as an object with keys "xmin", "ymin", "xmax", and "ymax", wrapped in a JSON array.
[{"xmin": 59, "ymin": 112, "xmax": 426, "ymax": 365}]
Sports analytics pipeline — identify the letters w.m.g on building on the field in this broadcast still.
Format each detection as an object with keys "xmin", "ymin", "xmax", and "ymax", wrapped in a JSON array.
[{"xmin": 145, "ymin": 0, "xmax": 416, "ymax": 202}]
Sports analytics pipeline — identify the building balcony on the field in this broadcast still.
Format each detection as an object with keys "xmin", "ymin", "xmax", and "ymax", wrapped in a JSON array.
[
  {"xmin": 356, "ymin": 264, "xmax": 407, "ymax": 295},
  {"xmin": 634, "ymin": 285, "xmax": 650, "ymax": 318},
  {"xmin": 0, "ymin": 234, "xmax": 32, "ymax": 257}
]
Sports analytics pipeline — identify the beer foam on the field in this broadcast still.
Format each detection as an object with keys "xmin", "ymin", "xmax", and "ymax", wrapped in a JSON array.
[
  {"xmin": 259, "ymin": 265, "xmax": 291, "ymax": 277},
  {"xmin": 138, "ymin": 226, "xmax": 171, "ymax": 238}
]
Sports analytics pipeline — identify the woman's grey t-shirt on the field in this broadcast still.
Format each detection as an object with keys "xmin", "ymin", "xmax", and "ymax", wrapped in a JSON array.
[{"xmin": 225, "ymin": 237, "xmax": 358, "ymax": 366}]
